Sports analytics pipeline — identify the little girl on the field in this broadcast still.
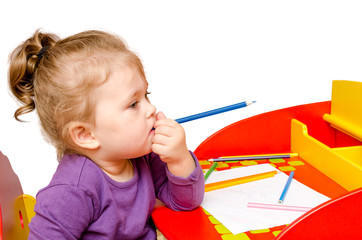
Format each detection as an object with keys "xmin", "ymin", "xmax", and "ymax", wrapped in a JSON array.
[{"xmin": 8, "ymin": 29, "xmax": 205, "ymax": 239}]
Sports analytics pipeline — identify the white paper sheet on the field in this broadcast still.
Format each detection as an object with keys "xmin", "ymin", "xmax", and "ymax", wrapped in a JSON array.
[{"xmin": 201, "ymin": 164, "xmax": 330, "ymax": 234}]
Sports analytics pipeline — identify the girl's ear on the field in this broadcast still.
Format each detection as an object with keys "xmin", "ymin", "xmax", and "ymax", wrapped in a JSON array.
[{"xmin": 68, "ymin": 122, "xmax": 100, "ymax": 150}]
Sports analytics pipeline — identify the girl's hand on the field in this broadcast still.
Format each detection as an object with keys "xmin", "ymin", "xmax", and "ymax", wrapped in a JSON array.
[{"xmin": 152, "ymin": 111, "xmax": 195, "ymax": 177}]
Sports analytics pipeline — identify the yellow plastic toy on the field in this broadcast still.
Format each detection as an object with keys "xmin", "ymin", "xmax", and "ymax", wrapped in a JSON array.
[
  {"xmin": 323, "ymin": 80, "xmax": 362, "ymax": 141},
  {"xmin": 291, "ymin": 80, "xmax": 362, "ymax": 191}
]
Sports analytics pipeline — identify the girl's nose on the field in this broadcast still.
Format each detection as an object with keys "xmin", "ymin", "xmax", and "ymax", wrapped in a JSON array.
[{"xmin": 147, "ymin": 102, "xmax": 157, "ymax": 118}]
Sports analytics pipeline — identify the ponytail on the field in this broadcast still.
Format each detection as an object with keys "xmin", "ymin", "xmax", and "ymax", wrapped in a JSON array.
[{"xmin": 8, "ymin": 30, "xmax": 58, "ymax": 121}]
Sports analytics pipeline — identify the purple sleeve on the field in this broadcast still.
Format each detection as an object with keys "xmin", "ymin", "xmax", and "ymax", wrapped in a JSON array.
[
  {"xmin": 28, "ymin": 185, "xmax": 93, "ymax": 240},
  {"xmin": 150, "ymin": 151, "xmax": 205, "ymax": 211}
]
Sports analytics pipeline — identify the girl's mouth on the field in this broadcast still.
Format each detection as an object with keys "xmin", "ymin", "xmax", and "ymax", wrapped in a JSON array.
[{"xmin": 150, "ymin": 127, "xmax": 155, "ymax": 135}]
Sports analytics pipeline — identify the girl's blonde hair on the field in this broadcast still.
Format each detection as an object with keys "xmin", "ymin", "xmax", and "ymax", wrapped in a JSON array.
[{"xmin": 8, "ymin": 30, "xmax": 146, "ymax": 160}]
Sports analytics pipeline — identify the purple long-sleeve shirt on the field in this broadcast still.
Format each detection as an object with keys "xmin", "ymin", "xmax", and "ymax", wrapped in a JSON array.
[{"xmin": 28, "ymin": 152, "xmax": 204, "ymax": 239}]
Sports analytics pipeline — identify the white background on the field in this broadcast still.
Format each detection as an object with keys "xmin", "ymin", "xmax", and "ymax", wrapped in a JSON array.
[{"xmin": 1, "ymin": 0, "xmax": 361, "ymax": 197}]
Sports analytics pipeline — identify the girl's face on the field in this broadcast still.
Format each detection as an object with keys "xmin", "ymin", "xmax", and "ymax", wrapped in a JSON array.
[{"xmin": 92, "ymin": 64, "xmax": 156, "ymax": 162}]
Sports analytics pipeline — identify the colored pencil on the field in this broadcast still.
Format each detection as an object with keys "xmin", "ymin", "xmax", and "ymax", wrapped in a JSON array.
[
  {"xmin": 204, "ymin": 162, "xmax": 218, "ymax": 181},
  {"xmin": 278, "ymin": 171, "xmax": 294, "ymax": 204},
  {"xmin": 247, "ymin": 202, "xmax": 312, "ymax": 212},
  {"xmin": 205, "ymin": 170, "xmax": 278, "ymax": 192},
  {"xmin": 209, "ymin": 153, "xmax": 298, "ymax": 162},
  {"xmin": 175, "ymin": 101, "xmax": 255, "ymax": 124}
]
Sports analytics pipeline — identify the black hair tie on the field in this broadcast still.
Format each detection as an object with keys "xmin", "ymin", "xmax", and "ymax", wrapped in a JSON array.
[{"xmin": 37, "ymin": 46, "xmax": 49, "ymax": 59}]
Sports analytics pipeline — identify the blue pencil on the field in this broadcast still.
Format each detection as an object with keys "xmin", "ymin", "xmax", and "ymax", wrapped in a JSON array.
[
  {"xmin": 175, "ymin": 101, "xmax": 255, "ymax": 124},
  {"xmin": 278, "ymin": 171, "xmax": 294, "ymax": 204}
]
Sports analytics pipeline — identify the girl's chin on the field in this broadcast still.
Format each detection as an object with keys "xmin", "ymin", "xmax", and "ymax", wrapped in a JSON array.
[{"xmin": 129, "ymin": 148, "xmax": 152, "ymax": 159}]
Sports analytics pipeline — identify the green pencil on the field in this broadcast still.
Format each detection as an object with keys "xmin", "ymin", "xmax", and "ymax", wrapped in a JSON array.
[{"xmin": 204, "ymin": 162, "xmax": 218, "ymax": 181}]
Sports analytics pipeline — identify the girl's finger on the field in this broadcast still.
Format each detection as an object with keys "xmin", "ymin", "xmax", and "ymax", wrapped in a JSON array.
[
  {"xmin": 151, "ymin": 134, "xmax": 170, "ymax": 146},
  {"xmin": 151, "ymin": 144, "xmax": 169, "ymax": 158},
  {"xmin": 156, "ymin": 111, "xmax": 167, "ymax": 120},
  {"xmin": 154, "ymin": 124, "xmax": 176, "ymax": 137}
]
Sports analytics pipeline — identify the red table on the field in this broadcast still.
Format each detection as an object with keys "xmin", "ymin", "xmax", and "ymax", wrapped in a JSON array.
[{"xmin": 152, "ymin": 102, "xmax": 360, "ymax": 239}]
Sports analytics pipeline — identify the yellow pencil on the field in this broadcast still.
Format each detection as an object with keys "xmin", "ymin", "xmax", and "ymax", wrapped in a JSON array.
[{"xmin": 205, "ymin": 170, "xmax": 278, "ymax": 192}]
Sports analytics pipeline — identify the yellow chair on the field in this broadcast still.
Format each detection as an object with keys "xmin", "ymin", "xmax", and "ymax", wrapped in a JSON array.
[{"xmin": 0, "ymin": 151, "xmax": 36, "ymax": 240}]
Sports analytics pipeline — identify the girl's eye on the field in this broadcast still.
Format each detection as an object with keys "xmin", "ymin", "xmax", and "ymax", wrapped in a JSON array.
[
  {"xmin": 129, "ymin": 101, "xmax": 138, "ymax": 109},
  {"xmin": 145, "ymin": 91, "xmax": 151, "ymax": 100}
]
